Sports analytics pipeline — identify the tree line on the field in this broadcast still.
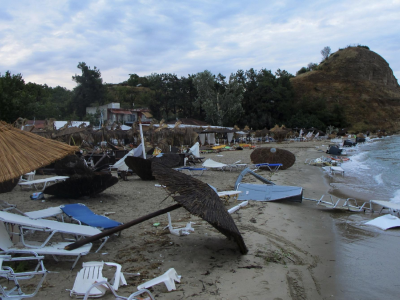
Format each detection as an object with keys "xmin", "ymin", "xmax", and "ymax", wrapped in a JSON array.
[{"xmin": 0, "ymin": 62, "xmax": 347, "ymax": 130}]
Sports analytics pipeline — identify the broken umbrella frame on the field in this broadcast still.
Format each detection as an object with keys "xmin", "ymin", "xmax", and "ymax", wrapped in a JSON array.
[{"xmin": 64, "ymin": 162, "xmax": 248, "ymax": 255}]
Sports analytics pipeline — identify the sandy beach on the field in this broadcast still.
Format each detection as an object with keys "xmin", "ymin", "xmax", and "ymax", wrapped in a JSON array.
[{"xmin": 1, "ymin": 140, "xmax": 397, "ymax": 299}]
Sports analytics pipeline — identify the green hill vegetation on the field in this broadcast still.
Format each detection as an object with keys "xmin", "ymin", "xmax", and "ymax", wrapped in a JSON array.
[{"xmin": 1, "ymin": 46, "xmax": 399, "ymax": 133}]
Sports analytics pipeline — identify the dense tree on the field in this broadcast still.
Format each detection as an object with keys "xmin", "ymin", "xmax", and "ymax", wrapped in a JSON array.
[
  {"xmin": 0, "ymin": 71, "xmax": 34, "ymax": 123},
  {"xmin": 71, "ymin": 62, "xmax": 105, "ymax": 119},
  {"xmin": 193, "ymin": 70, "xmax": 243, "ymax": 126},
  {"xmin": 238, "ymin": 68, "xmax": 295, "ymax": 129}
]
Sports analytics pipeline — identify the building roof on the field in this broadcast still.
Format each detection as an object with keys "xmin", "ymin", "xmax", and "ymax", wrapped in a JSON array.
[
  {"xmin": 109, "ymin": 109, "xmax": 133, "ymax": 115},
  {"xmin": 167, "ymin": 118, "xmax": 208, "ymax": 126}
]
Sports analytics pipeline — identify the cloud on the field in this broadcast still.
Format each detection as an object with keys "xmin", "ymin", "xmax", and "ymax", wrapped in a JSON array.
[{"xmin": 0, "ymin": 0, "xmax": 399, "ymax": 89}]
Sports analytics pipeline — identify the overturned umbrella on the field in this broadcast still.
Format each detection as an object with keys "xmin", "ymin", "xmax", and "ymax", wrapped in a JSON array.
[{"xmin": 65, "ymin": 162, "xmax": 248, "ymax": 254}]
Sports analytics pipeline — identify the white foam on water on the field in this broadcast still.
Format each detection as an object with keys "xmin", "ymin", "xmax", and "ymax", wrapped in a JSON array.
[
  {"xmin": 390, "ymin": 189, "xmax": 400, "ymax": 204},
  {"xmin": 341, "ymin": 151, "xmax": 370, "ymax": 174},
  {"xmin": 374, "ymin": 173, "xmax": 384, "ymax": 185}
]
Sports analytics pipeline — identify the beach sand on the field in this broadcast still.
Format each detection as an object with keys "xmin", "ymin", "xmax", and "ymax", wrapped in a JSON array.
[{"xmin": 0, "ymin": 140, "xmax": 376, "ymax": 299}]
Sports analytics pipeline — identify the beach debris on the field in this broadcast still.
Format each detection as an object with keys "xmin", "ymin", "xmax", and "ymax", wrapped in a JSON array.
[
  {"xmin": 234, "ymin": 168, "xmax": 303, "ymax": 202},
  {"xmin": 152, "ymin": 162, "xmax": 248, "ymax": 254},
  {"xmin": 30, "ymin": 192, "xmax": 45, "ymax": 200},
  {"xmin": 79, "ymin": 281, "xmax": 155, "ymax": 300},
  {"xmin": 227, "ymin": 201, "xmax": 249, "ymax": 214},
  {"xmin": 250, "ymin": 147, "xmax": 296, "ymax": 170},
  {"xmin": 125, "ymin": 156, "xmax": 155, "ymax": 180},
  {"xmin": 0, "ymin": 251, "xmax": 48, "ymax": 299},
  {"xmin": 55, "ymin": 154, "xmax": 94, "ymax": 176},
  {"xmin": 0, "ymin": 177, "xmax": 20, "ymax": 193},
  {"xmin": 125, "ymin": 153, "xmax": 184, "ymax": 181},
  {"xmin": 365, "ymin": 214, "xmax": 400, "ymax": 230},
  {"xmin": 43, "ymin": 173, "xmax": 118, "ymax": 198},
  {"xmin": 137, "ymin": 268, "xmax": 181, "ymax": 292},
  {"xmin": 64, "ymin": 162, "xmax": 248, "ymax": 255},
  {"xmin": 70, "ymin": 261, "xmax": 127, "ymax": 298},
  {"xmin": 164, "ymin": 212, "xmax": 195, "ymax": 236}
]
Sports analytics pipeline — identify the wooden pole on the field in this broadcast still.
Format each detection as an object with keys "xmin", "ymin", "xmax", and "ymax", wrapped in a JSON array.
[{"xmin": 64, "ymin": 204, "xmax": 182, "ymax": 251}]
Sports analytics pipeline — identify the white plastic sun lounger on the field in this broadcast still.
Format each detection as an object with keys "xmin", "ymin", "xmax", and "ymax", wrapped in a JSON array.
[
  {"xmin": 365, "ymin": 214, "xmax": 400, "ymax": 230},
  {"xmin": 0, "ymin": 250, "xmax": 48, "ymax": 299},
  {"xmin": 0, "ymin": 221, "xmax": 92, "ymax": 270},
  {"xmin": 18, "ymin": 176, "xmax": 69, "ymax": 191},
  {"xmin": 0, "ymin": 211, "xmax": 108, "ymax": 252},
  {"xmin": 202, "ymin": 158, "xmax": 228, "ymax": 171},
  {"xmin": 330, "ymin": 166, "xmax": 344, "ymax": 176},
  {"xmin": 370, "ymin": 200, "xmax": 400, "ymax": 216}
]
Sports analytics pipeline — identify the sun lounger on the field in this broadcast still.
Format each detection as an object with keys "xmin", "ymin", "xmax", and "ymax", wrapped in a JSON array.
[
  {"xmin": 330, "ymin": 166, "xmax": 344, "ymax": 176},
  {"xmin": 202, "ymin": 158, "xmax": 228, "ymax": 171},
  {"xmin": 0, "ymin": 211, "xmax": 102, "ymax": 269},
  {"xmin": 0, "ymin": 250, "xmax": 48, "ymax": 299},
  {"xmin": 174, "ymin": 167, "xmax": 207, "ymax": 176},
  {"xmin": 365, "ymin": 214, "xmax": 400, "ymax": 230},
  {"xmin": 253, "ymin": 163, "xmax": 283, "ymax": 172},
  {"xmin": 18, "ymin": 176, "xmax": 69, "ymax": 191},
  {"xmin": 60, "ymin": 203, "xmax": 122, "ymax": 230},
  {"xmin": 217, "ymin": 191, "xmax": 242, "ymax": 204},
  {"xmin": 370, "ymin": 200, "xmax": 400, "ymax": 216}
]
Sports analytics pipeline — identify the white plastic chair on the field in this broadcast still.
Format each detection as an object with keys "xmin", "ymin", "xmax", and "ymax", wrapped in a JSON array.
[
  {"xmin": 70, "ymin": 261, "xmax": 127, "ymax": 298},
  {"xmin": 137, "ymin": 268, "xmax": 181, "ymax": 292},
  {"xmin": 165, "ymin": 213, "xmax": 194, "ymax": 236},
  {"xmin": 82, "ymin": 281, "xmax": 155, "ymax": 300}
]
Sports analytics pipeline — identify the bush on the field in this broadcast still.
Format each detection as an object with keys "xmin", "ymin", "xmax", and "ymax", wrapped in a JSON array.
[
  {"xmin": 296, "ymin": 67, "xmax": 308, "ymax": 76},
  {"xmin": 357, "ymin": 45, "xmax": 370, "ymax": 50}
]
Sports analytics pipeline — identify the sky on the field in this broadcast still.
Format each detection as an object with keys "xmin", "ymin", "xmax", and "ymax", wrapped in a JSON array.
[{"xmin": 1, "ymin": 0, "xmax": 399, "ymax": 90}]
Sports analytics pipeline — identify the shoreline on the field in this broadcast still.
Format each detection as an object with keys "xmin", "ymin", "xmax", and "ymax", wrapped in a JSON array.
[{"xmin": 1, "ymin": 140, "xmax": 388, "ymax": 299}]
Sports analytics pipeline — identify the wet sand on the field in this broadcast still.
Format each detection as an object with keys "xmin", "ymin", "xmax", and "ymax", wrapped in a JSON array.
[{"xmin": 1, "ymin": 140, "xmax": 398, "ymax": 299}]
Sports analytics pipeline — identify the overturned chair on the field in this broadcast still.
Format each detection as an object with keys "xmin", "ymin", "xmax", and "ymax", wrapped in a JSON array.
[{"xmin": 0, "ymin": 250, "xmax": 48, "ymax": 299}]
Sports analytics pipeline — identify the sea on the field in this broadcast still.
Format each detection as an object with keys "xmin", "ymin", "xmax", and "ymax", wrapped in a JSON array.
[
  {"xmin": 325, "ymin": 135, "xmax": 400, "ymax": 300},
  {"xmin": 328, "ymin": 135, "xmax": 400, "ymax": 203}
]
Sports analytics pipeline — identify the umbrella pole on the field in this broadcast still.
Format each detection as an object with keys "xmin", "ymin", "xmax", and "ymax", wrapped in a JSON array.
[
  {"xmin": 139, "ymin": 123, "xmax": 146, "ymax": 159},
  {"xmin": 64, "ymin": 203, "xmax": 182, "ymax": 251}
]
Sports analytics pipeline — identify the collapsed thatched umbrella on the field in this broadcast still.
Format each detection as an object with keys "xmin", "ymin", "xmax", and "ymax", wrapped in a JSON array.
[
  {"xmin": 43, "ymin": 173, "xmax": 118, "ymax": 198},
  {"xmin": 250, "ymin": 147, "xmax": 296, "ymax": 170},
  {"xmin": 64, "ymin": 162, "xmax": 248, "ymax": 254},
  {"xmin": 0, "ymin": 121, "xmax": 79, "ymax": 183},
  {"xmin": 125, "ymin": 156, "xmax": 155, "ymax": 180},
  {"xmin": 152, "ymin": 162, "xmax": 248, "ymax": 254}
]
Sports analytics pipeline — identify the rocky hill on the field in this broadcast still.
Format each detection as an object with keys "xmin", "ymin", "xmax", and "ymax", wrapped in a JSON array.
[{"xmin": 290, "ymin": 46, "xmax": 400, "ymax": 132}]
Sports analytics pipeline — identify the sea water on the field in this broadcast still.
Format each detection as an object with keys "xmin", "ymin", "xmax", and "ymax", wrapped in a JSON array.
[
  {"xmin": 332, "ymin": 135, "xmax": 400, "ymax": 203},
  {"xmin": 329, "ymin": 135, "xmax": 400, "ymax": 299}
]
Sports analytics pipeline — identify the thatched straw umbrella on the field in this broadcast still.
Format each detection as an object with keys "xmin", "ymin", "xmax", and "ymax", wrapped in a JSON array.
[
  {"xmin": 152, "ymin": 162, "xmax": 248, "ymax": 254},
  {"xmin": 269, "ymin": 125, "xmax": 289, "ymax": 143},
  {"xmin": 64, "ymin": 162, "xmax": 248, "ymax": 255},
  {"xmin": 125, "ymin": 156, "xmax": 155, "ymax": 180},
  {"xmin": 0, "ymin": 121, "xmax": 79, "ymax": 183},
  {"xmin": 250, "ymin": 147, "xmax": 296, "ymax": 170},
  {"xmin": 43, "ymin": 173, "xmax": 118, "ymax": 198}
]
